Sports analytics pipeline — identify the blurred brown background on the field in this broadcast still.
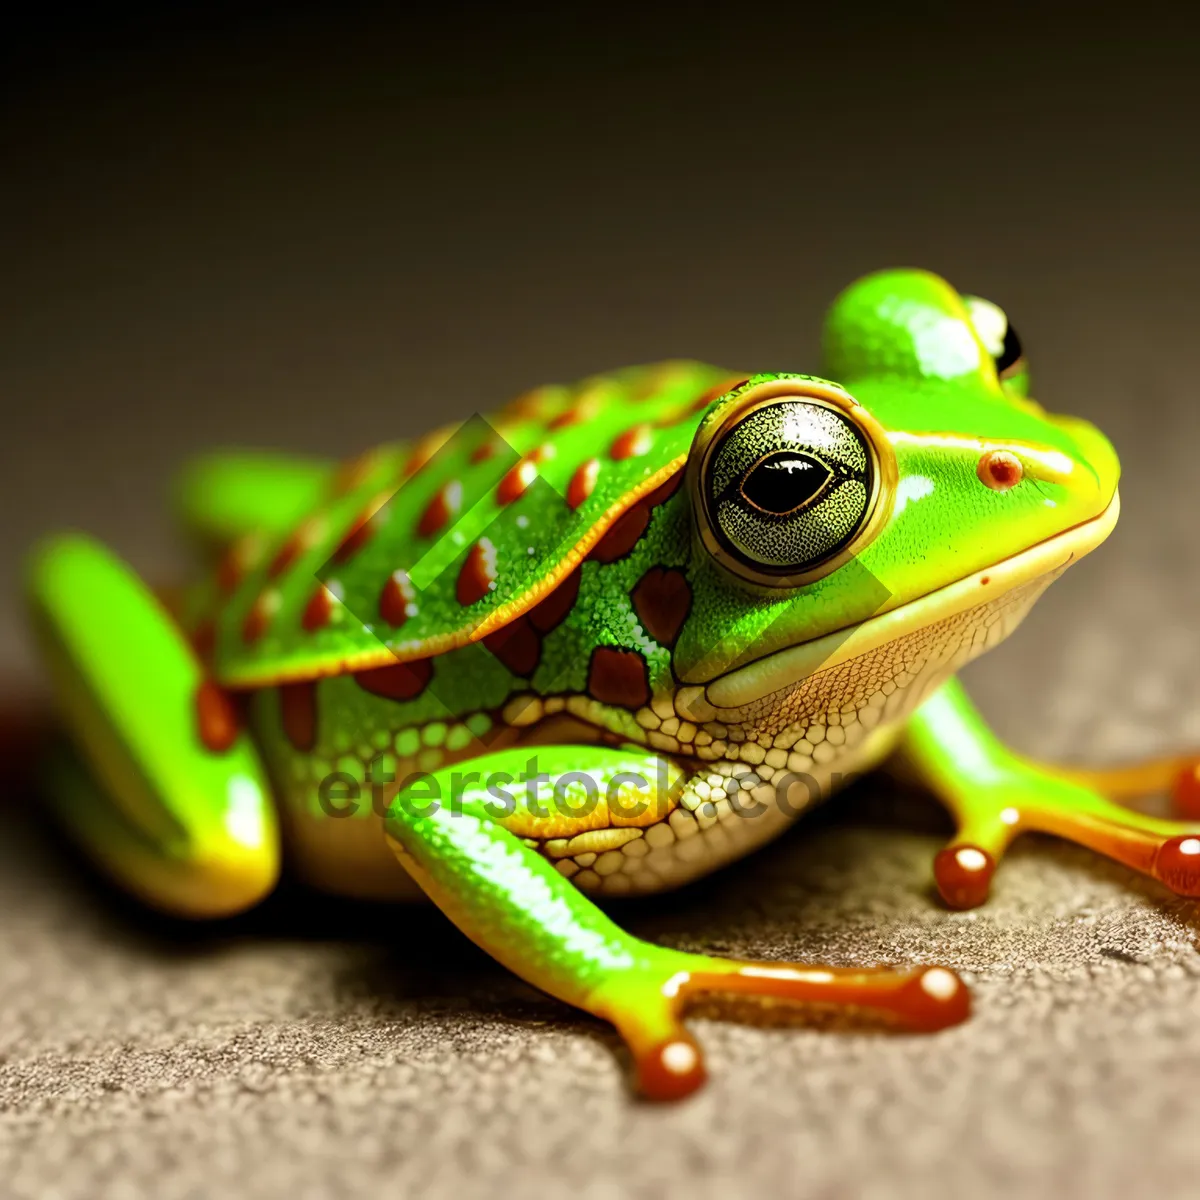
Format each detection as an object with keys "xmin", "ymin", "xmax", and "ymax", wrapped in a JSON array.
[{"xmin": 2, "ymin": 5, "xmax": 1199, "ymax": 1198}]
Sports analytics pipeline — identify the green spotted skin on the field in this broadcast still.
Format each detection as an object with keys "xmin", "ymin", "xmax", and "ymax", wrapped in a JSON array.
[
  {"xmin": 45, "ymin": 266, "xmax": 1200, "ymax": 1104},
  {"xmin": 173, "ymin": 272, "xmax": 1120, "ymax": 899},
  {"xmin": 195, "ymin": 360, "xmax": 734, "ymax": 687}
]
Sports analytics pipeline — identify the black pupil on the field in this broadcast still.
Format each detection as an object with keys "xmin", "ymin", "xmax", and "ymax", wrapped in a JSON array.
[
  {"xmin": 740, "ymin": 451, "xmax": 831, "ymax": 515},
  {"xmin": 996, "ymin": 322, "xmax": 1023, "ymax": 374}
]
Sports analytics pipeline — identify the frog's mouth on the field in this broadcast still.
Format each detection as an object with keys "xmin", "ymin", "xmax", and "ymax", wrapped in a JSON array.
[{"xmin": 690, "ymin": 489, "xmax": 1121, "ymax": 713}]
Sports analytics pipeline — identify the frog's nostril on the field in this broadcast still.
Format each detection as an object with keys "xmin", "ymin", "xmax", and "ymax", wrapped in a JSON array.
[{"xmin": 977, "ymin": 449, "xmax": 1023, "ymax": 491}]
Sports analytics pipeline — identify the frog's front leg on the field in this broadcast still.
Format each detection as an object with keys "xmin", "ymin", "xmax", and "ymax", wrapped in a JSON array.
[
  {"xmin": 899, "ymin": 678, "xmax": 1200, "ymax": 908},
  {"xmin": 383, "ymin": 746, "xmax": 968, "ymax": 1101}
]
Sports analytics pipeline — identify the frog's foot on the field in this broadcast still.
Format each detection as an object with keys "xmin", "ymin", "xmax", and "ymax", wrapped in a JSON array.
[
  {"xmin": 383, "ymin": 744, "xmax": 969, "ymax": 1101},
  {"xmin": 930, "ymin": 798, "xmax": 1200, "ymax": 908},
  {"xmin": 596, "ymin": 957, "xmax": 968, "ymax": 1100},
  {"xmin": 27, "ymin": 535, "xmax": 280, "ymax": 916},
  {"xmin": 903, "ymin": 679, "xmax": 1200, "ymax": 909}
]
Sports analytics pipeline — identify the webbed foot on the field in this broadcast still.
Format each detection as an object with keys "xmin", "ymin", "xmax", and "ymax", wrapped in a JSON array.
[
  {"xmin": 904, "ymin": 678, "xmax": 1200, "ymax": 908},
  {"xmin": 381, "ymin": 744, "xmax": 969, "ymax": 1101}
]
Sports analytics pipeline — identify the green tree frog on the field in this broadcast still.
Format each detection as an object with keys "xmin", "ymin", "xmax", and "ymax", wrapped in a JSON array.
[{"xmin": 28, "ymin": 268, "xmax": 1200, "ymax": 1101}]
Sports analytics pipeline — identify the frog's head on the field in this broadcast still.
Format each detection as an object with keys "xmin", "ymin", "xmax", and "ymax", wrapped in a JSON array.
[{"xmin": 674, "ymin": 268, "xmax": 1119, "ymax": 723}]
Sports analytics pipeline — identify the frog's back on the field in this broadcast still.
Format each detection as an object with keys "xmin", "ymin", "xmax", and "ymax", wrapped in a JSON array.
[{"xmin": 185, "ymin": 361, "xmax": 738, "ymax": 689}]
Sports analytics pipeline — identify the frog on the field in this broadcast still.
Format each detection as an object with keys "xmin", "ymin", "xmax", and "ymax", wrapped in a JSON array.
[{"xmin": 27, "ymin": 267, "xmax": 1200, "ymax": 1102}]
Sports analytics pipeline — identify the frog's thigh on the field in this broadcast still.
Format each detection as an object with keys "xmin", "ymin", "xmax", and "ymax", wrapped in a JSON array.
[
  {"xmin": 28, "ymin": 535, "xmax": 280, "ymax": 917},
  {"xmin": 174, "ymin": 449, "xmax": 336, "ymax": 551},
  {"xmin": 383, "ymin": 745, "xmax": 968, "ymax": 1101},
  {"xmin": 899, "ymin": 678, "xmax": 1200, "ymax": 908}
]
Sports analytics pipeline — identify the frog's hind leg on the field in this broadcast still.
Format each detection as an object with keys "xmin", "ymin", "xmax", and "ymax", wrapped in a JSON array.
[
  {"xmin": 899, "ymin": 678, "xmax": 1200, "ymax": 909},
  {"xmin": 27, "ymin": 535, "xmax": 280, "ymax": 917},
  {"xmin": 382, "ymin": 745, "xmax": 968, "ymax": 1101},
  {"xmin": 174, "ymin": 450, "xmax": 337, "ymax": 554}
]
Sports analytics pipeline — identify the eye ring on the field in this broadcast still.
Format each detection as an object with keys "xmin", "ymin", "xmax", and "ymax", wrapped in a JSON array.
[{"xmin": 688, "ymin": 378, "xmax": 897, "ymax": 588}]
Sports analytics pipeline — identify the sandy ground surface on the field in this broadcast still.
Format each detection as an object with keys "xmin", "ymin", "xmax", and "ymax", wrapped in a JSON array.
[{"xmin": 3, "ymin": 741, "xmax": 1200, "ymax": 1200}]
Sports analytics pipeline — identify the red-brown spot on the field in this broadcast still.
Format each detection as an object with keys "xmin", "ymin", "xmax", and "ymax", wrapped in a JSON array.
[
  {"xmin": 470, "ymin": 438, "xmax": 500, "ymax": 464},
  {"xmin": 977, "ymin": 449, "xmax": 1023, "ymax": 491},
  {"xmin": 355, "ymin": 658, "xmax": 434, "ymax": 702},
  {"xmin": 379, "ymin": 568, "xmax": 417, "ymax": 627},
  {"xmin": 528, "ymin": 566, "xmax": 581, "ymax": 634},
  {"xmin": 498, "ymin": 458, "xmax": 538, "ymax": 506},
  {"xmin": 418, "ymin": 481, "xmax": 462, "ymax": 537},
  {"xmin": 336, "ymin": 519, "xmax": 375, "ymax": 563},
  {"xmin": 610, "ymin": 423, "xmax": 653, "ymax": 461},
  {"xmin": 195, "ymin": 679, "xmax": 239, "ymax": 752},
  {"xmin": 242, "ymin": 589, "xmax": 281, "ymax": 643},
  {"xmin": 456, "ymin": 538, "xmax": 498, "ymax": 606},
  {"xmin": 191, "ymin": 619, "xmax": 217, "ymax": 662},
  {"xmin": 980, "ymin": 575, "xmax": 991, "ymax": 586},
  {"xmin": 642, "ymin": 469, "xmax": 683, "ymax": 510},
  {"xmin": 217, "ymin": 536, "xmax": 258, "ymax": 594},
  {"xmin": 217, "ymin": 553, "xmax": 241, "ymax": 594},
  {"xmin": 483, "ymin": 615, "xmax": 541, "ymax": 677},
  {"xmin": 567, "ymin": 458, "xmax": 600, "ymax": 510},
  {"xmin": 268, "ymin": 517, "xmax": 324, "ymax": 579},
  {"xmin": 302, "ymin": 582, "xmax": 339, "ymax": 632},
  {"xmin": 280, "ymin": 681, "xmax": 318, "ymax": 752},
  {"xmin": 632, "ymin": 567, "xmax": 692, "ymax": 648},
  {"xmin": 553, "ymin": 385, "xmax": 603, "ymax": 426},
  {"xmin": 589, "ymin": 504, "xmax": 650, "ymax": 563},
  {"xmin": 547, "ymin": 407, "xmax": 583, "ymax": 431},
  {"xmin": 335, "ymin": 493, "xmax": 390, "ymax": 562},
  {"xmin": 587, "ymin": 647, "xmax": 651, "ymax": 709},
  {"xmin": 268, "ymin": 538, "xmax": 302, "ymax": 580},
  {"xmin": 331, "ymin": 449, "xmax": 380, "ymax": 496}
]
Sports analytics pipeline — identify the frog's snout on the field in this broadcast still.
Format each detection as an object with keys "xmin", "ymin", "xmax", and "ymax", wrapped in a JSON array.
[{"xmin": 1047, "ymin": 413, "xmax": 1121, "ymax": 510}]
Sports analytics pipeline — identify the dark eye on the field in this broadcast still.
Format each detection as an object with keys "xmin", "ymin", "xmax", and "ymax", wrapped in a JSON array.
[
  {"xmin": 995, "ymin": 321, "xmax": 1023, "ymax": 377},
  {"xmin": 702, "ymin": 398, "xmax": 875, "ymax": 578},
  {"xmin": 740, "ymin": 451, "xmax": 833, "ymax": 514},
  {"xmin": 963, "ymin": 294, "xmax": 1026, "ymax": 381}
]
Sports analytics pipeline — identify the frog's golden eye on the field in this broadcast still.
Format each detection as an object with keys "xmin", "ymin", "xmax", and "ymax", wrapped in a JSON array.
[
  {"xmin": 963, "ymin": 294, "xmax": 1026, "ymax": 384},
  {"xmin": 691, "ymin": 379, "xmax": 896, "ymax": 587}
]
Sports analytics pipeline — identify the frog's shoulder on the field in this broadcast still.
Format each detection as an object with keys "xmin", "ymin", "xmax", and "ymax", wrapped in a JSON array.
[{"xmin": 190, "ymin": 361, "xmax": 741, "ymax": 687}]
